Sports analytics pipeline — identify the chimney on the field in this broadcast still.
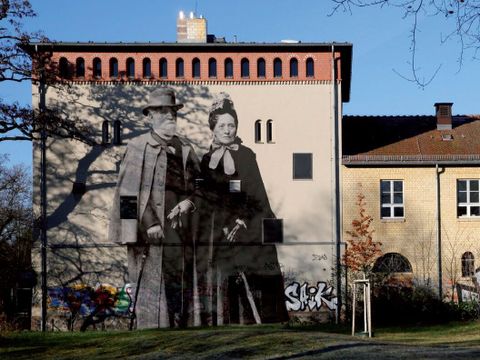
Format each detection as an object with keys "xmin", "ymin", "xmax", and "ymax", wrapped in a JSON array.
[
  {"xmin": 434, "ymin": 102, "xmax": 453, "ymax": 130},
  {"xmin": 177, "ymin": 11, "xmax": 207, "ymax": 43}
]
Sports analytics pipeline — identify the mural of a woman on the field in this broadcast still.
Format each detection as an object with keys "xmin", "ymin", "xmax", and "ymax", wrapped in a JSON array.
[{"xmin": 198, "ymin": 93, "xmax": 288, "ymax": 325}]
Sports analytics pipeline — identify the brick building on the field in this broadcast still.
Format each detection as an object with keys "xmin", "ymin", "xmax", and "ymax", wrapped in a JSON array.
[
  {"xmin": 343, "ymin": 103, "xmax": 480, "ymax": 300},
  {"xmin": 25, "ymin": 14, "xmax": 352, "ymax": 329}
]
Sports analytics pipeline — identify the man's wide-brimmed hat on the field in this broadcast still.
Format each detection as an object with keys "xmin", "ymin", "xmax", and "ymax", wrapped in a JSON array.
[{"xmin": 143, "ymin": 87, "xmax": 184, "ymax": 115}]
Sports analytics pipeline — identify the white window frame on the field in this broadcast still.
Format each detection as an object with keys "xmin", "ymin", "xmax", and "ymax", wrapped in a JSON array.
[
  {"xmin": 457, "ymin": 179, "xmax": 480, "ymax": 217},
  {"xmin": 380, "ymin": 180, "xmax": 404, "ymax": 219}
]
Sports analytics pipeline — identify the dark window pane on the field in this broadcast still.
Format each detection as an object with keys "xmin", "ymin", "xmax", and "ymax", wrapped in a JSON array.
[
  {"xmin": 394, "ymin": 181, "xmax": 403, "ymax": 191},
  {"xmin": 257, "ymin": 58, "xmax": 266, "ymax": 77},
  {"xmin": 176, "ymin": 59, "xmax": 184, "ymax": 77},
  {"xmin": 241, "ymin": 58, "xmax": 249, "ymax": 77},
  {"xmin": 458, "ymin": 180, "xmax": 467, "ymax": 191},
  {"xmin": 471, "ymin": 192, "xmax": 479, "ymax": 203},
  {"xmin": 93, "ymin": 58, "xmax": 102, "ymax": 77},
  {"xmin": 59, "ymin": 57, "xmax": 70, "ymax": 78},
  {"xmin": 225, "ymin": 58, "xmax": 233, "ymax": 77},
  {"xmin": 255, "ymin": 120, "xmax": 261, "ymax": 142},
  {"xmin": 290, "ymin": 58, "xmax": 298, "ymax": 77},
  {"xmin": 471, "ymin": 207, "xmax": 480, "ymax": 216},
  {"xmin": 109, "ymin": 58, "xmax": 118, "ymax": 77},
  {"xmin": 127, "ymin": 58, "xmax": 135, "ymax": 78},
  {"xmin": 120, "ymin": 196, "xmax": 137, "ymax": 219},
  {"xmin": 208, "ymin": 58, "xmax": 216, "ymax": 77},
  {"xmin": 76, "ymin": 58, "xmax": 85, "ymax": 77},
  {"xmin": 293, "ymin": 153, "xmax": 312, "ymax": 179},
  {"xmin": 263, "ymin": 219, "xmax": 283, "ymax": 243},
  {"xmin": 113, "ymin": 120, "xmax": 122, "ymax": 145},
  {"xmin": 458, "ymin": 206, "xmax": 467, "ymax": 217},
  {"xmin": 160, "ymin": 58, "xmax": 168, "ymax": 78},
  {"xmin": 394, "ymin": 193, "xmax": 403, "ymax": 204},
  {"xmin": 381, "ymin": 207, "xmax": 390, "ymax": 218},
  {"xmin": 267, "ymin": 120, "xmax": 273, "ymax": 142},
  {"xmin": 143, "ymin": 58, "xmax": 151, "ymax": 78},
  {"xmin": 274, "ymin": 58, "xmax": 282, "ymax": 77},
  {"xmin": 192, "ymin": 58, "xmax": 200, "ymax": 78},
  {"xmin": 458, "ymin": 191, "xmax": 467, "ymax": 203},
  {"xmin": 381, "ymin": 194, "xmax": 390, "ymax": 204},
  {"xmin": 380, "ymin": 181, "xmax": 390, "ymax": 192},
  {"xmin": 471, "ymin": 180, "xmax": 479, "ymax": 191},
  {"xmin": 394, "ymin": 207, "xmax": 404, "ymax": 217},
  {"xmin": 306, "ymin": 58, "xmax": 314, "ymax": 77},
  {"xmin": 101, "ymin": 120, "xmax": 109, "ymax": 144}
]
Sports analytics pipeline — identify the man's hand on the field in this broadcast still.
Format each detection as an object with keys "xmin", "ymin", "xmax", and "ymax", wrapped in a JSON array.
[
  {"xmin": 147, "ymin": 224, "xmax": 164, "ymax": 241},
  {"xmin": 226, "ymin": 219, "xmax": 247, "ymax": 242},
  {"xmin": 167, "ymin": 200, "xmax": 194, "ymax": 229}
]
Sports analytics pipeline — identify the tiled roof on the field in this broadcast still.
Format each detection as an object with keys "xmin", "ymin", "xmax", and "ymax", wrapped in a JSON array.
[{"xmin": 342, "ymin": 115, "xmax": 480, "ymax": 165}]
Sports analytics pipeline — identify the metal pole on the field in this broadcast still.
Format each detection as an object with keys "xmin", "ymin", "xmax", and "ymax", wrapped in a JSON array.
[
  {"xmin": 331, "ymin": 44, "xmax": 342, "ymax": 324},
  {"xmin": 436, "ymin": 164, "xmax": 443, "ymax": 299},
  {"xmin": 39, "ymin": 70, "xmax": 47, "ymax": 332}
]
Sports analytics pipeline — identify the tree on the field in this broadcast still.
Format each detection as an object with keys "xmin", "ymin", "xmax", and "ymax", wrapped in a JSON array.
[
  {"xmin": 0, "ymin": 155, "xmax": 34, "ymax": 324},
  {"xmin": 0, "ymin": 0, "xmax": 93, "ymax": 143},
  {"xmin": 343, "ymin": 193, "xmax": 382, "ymax": 278},
  {"xmin": 330, "ymin": 0, "xmax": 480, "ymax": 87}
]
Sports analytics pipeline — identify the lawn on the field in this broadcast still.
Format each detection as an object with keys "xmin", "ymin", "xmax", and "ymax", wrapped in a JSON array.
[{"xmin": 1, "ymin": 322, "xmax": 480, "ymax": 359}]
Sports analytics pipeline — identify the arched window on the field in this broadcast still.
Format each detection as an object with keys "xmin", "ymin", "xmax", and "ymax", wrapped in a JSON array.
[
  {"xmin": 192, "ymin": 58, "xmax": 200, "ymax": 78},
  {"xmin": 143, "ymin": 58, "xmax": 151, "ymax": 78},
  {"xmin": 306, "ymin": 57, "xmax": 314, "ymax": 77},
  {"xmin": 255, "ymin": 120, "xmax": 262, "ymax": 143},
  {"xmin": 93, "ymin": 57, "xmax": 102, "ymax": 78},
  {"xmin": 208, "ymin": 58, "xmax": 217, "ymax": 78},
  {"xmin": 267, "ymin": 119, "xmax": 273, "ymax": 143},
  {"xmin": 109, "ymin": 58, "xmax": 118, "ymax": 78},
  {"xmin": 75, "ymin": 57, "xmax": 85, "ymax": 77},
  {"xmin": 113, "ymin": 120, "xmax": 122, "ymax": 145},
  {"xmin": 372, "ymin": 253, "xmax": 413, "ymax": 273},
  {"xmin": 462, "ymin": 252, "xmax": 475, "ymax": 277},
  {"xmin": 241, "ymin": 58, "xmax": 249, "ymax": 78},
  {"xmin": 101, "ymin": 120, "xmax": 110, "ymax": 145},
  {"xmin": 257, "ymin": 58, "xmax": 266, "ymax": 78},
  {"xmin": 224, "ymin": 58, "xmax": 233, "ymax": 78},
  {"xmin": 159, "ymin": 58, "xmax": 168, "ymax": 78},
  {"xmin": 289, "ymin": 58, "xmax": 298, "ymax": 77},
  {"xmin": 176, "ymin": 58, "xmax": 184, "ymax": 78},
  {"xmin": 59, "ymin": 57, "xmax": 70, "ymax": 78},
  {"xmin": 273, "ymin": 58, "xmax": 282, "ymax": 78},
  {"xmin": 126, "ymin": 58, "xmax": 135, "ymax": 78}
]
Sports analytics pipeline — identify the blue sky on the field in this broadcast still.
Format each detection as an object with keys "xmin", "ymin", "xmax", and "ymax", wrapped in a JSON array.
[{"xmin": 2, "ymin": 0, "xmax": 479, "ymax": 166}]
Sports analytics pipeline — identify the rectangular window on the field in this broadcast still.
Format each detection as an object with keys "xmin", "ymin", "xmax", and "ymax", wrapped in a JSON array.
[
  {"xmin": 380, "ymin": 180, "xmax": 404, "ymax": 218},
  {"xmin": 263, "ymin": 218, "xmax": 283, "ymax": 243},
  {"xmin": 457, "ymin": 179, "xmax": 480, "ymax": 217},
  {"xmin": 293, "ymin": 153, "xmax": 312, "ymax": 180}
]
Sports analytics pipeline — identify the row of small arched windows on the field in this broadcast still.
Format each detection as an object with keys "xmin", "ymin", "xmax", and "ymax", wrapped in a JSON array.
[
  {"xmin": 59, "ymin": 56, "xmax": 316, "ymax": 79},
  {"xmin": 255, "ymin": 119, "xmax": 274, "ymax": 143},
  {"xmin": 102, "ymin": 120, "xmax": 122, "ymax": 145}
]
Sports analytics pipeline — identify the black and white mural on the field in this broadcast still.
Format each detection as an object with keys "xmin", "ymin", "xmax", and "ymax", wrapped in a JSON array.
[{"xmin": 108, "ymin": 88, "xmax": 288, "ymax": 328}]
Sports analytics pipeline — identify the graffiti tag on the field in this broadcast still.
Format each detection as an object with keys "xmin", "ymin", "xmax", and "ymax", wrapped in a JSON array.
[
  {"xmin": 312, "ymin": 254, "xmax": 328, "ymax": 261},
  {"xmin": 284, "ymin": 282, "xmax": 337, "ymax": 311}
]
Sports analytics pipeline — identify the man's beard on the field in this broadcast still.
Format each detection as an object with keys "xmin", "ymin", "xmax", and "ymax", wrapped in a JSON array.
[{"xmin": 153, "ymin": 121, "xmax": 176, "ymax": 140}]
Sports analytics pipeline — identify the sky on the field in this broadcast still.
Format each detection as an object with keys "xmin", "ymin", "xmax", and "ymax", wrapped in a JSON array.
[{"xmin": 2, "ymin": 0, "xmax": 479, "ymax": 167}]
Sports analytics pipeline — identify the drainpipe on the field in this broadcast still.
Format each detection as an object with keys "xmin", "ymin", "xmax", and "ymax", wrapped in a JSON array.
[
  {"xmin": 331, "ymin": 44, "xmax": 342, "ymax": 323},
  {"xmin": 436, "ymin": 164, "xmax": 445, "ymax": 299}
]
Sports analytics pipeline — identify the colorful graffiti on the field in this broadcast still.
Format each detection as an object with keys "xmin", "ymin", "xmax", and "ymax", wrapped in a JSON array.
[
  {"xmin": 284, "ymin": 282, "xmax": 337, "ymax": 311},
  {"xmin": 48, "ymin": 283, "xmax": 133, "ymax": 330}
]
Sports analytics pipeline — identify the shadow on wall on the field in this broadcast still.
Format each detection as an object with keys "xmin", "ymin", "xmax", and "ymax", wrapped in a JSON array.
[{"xmin": 36, "ymin": 84, "xmax": 214, "ymax": 287}]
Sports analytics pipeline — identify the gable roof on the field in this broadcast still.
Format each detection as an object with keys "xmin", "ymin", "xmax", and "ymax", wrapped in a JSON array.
[{"xmin": 342, "ymin": 115, "xmax": 480, "ymax": 165}]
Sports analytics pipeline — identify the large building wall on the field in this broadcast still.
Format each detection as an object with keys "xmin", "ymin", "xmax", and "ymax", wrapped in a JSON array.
[
  {"xmin": 342, "ymin": 165, "xmax": 480, "ymax": 293},
  {"xmin": 32, "ymin": 79, "xmax": 344, "ymax": 325}
]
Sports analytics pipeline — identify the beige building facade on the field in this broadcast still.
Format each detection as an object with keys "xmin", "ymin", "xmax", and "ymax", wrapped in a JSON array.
[
  {"xmin": 342, "ymin": 108, "xmax": 480, "ymax": 299},
  {"xmin": 27, "ymin": 41, "xmax": 352, "ymax": 328}
]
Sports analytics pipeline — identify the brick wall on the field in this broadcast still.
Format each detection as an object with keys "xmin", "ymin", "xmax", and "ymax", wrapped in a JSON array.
[{"xmin": 50, "ymin": 49, "xmax": 340, "ymax": 82}]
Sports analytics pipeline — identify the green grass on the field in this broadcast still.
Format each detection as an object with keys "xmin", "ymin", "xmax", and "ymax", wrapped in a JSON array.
[{"xmin": 1, "ymin": 322, "xmax": 480, "ymax": 359}]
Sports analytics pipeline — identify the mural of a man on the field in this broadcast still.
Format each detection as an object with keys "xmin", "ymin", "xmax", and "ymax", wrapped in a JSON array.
[{"xmin": 108, "ymin": 87, "xmax": 200, "ymax": 328}]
